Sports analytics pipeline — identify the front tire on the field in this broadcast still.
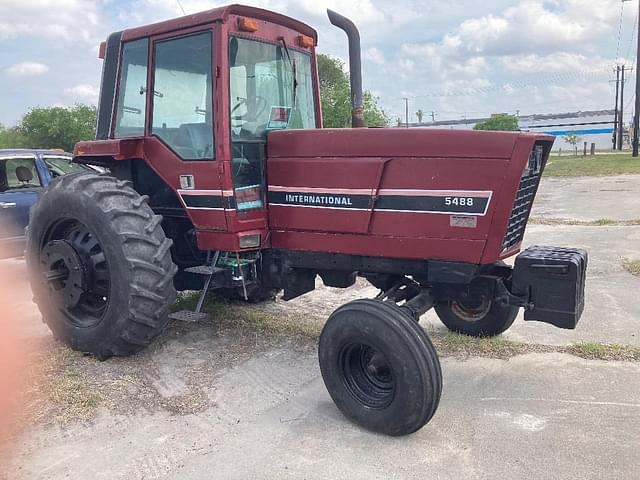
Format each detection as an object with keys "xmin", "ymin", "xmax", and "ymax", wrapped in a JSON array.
[
  {"xmin": 319, "ymin": 299, "xmax": 442, "ymax": 436},
  {"xmin": 26, "ymin": 173, "xmax": 177, "ymax": 358},
  {"xmin": 435, "ymin": 297, "xmax": 518, "ymax": 337}
]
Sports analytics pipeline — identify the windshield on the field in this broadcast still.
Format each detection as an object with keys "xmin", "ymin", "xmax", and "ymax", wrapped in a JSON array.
[
  {"xmin": 44, "ymin": 156, "xmax": 91, "ymax": 177},
  {"xmin": 229, "ymin": 36, "xmax": 316, "ymax": 140}
]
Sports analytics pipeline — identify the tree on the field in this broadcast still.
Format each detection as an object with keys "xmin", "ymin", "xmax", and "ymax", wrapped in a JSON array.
[
  {"xmin": 473, "ymin": 114, "xmax": 519, "ymax": 132},
  {"xmin": 316, "ymin": 54, "xmax": 388, "ymax": 128},
  {"xmin": 20, "ymin": 105, "xmax": 97, "ymax": 152},
  {"xmin": 564, "ymin": 133, "xmax": 582, "ymax": 156},
  {"xmin": 416, "ymin": 109, "xmax": 424, "ymax": 123},
  {"xmin": 0, "ymin": 123, "xmax": 27, "ymax": 149}
]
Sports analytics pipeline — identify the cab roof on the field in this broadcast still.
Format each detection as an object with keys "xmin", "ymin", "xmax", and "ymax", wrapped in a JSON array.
[{"xmin": 121, "ymin": 4, "xmax": 318, "ymax": 42}]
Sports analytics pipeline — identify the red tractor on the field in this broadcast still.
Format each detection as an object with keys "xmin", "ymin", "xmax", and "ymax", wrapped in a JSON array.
[{"xmin": 26, "ymin": 5, "xmax": 587, "ymax": 436}]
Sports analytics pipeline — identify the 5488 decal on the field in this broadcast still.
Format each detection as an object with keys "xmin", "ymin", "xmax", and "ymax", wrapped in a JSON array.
[{"xmin": 445, "ymin": 197, "xmax": 474, "ymax": 207}]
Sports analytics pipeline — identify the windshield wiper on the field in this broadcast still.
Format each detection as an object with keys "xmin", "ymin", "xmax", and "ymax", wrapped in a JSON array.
[{"xmin": 278, "ymin": 37, "xmax": 298, "ymax": 107}]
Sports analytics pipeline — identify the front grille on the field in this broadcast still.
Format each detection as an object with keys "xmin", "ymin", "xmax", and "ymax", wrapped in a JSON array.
[{"xmin": 502, "ymin": 148, "xmax": 544, "ymax": 251}]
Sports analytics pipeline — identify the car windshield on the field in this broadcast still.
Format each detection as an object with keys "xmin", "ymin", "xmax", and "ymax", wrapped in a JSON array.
[
  {"xmin": 229, "ymin": 36, "xmax": 316, "ymax": 140},
  {"xmin": 44, "ymin": 156, "xmax": 90, "ymax": 177}
]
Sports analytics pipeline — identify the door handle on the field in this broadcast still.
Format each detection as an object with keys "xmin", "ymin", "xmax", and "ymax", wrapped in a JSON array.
[{"xmin": 0, "ymin": 202, "xmax": 16, "ymax": 209}]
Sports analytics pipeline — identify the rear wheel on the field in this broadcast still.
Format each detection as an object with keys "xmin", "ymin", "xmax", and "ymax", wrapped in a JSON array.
[
  {"xmin": 435, "ymin": 297, "xmax": 518, "ymax": 337},
  {"xmin": 26, "ymin": 173, "xmax": 177, "ymax": 358},
  {"xmin": 319, "ymin": 299, "xmax": 442, "ymax": 436}
]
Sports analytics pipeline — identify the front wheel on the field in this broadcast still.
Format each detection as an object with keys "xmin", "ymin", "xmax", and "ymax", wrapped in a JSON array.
[
  {"xmin": 319, "ymin": 299, "xmax": 442, "ymax": 436},
  {"xmin": 434, "ymin": 297, "xmax": 519, "ymax": 337}
]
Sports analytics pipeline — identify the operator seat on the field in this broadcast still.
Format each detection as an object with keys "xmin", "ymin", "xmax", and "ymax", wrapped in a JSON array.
[
  {"xmin": 178, "ymin": 123, "xmax": 213, "ymax": 159},
  {"xmin": 15, "ymin": 166, "xmax": 34, "ymax": 186}
]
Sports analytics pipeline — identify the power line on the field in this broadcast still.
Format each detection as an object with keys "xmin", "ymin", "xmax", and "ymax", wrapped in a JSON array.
[
  {"xmin": 176, "ymin": 0, "xmax": 187, "ymax": 15},
  {"xmin": 625, "ymin": 13, "xmax": 638, "ymax": 63},
  {"xmin": 398, "ymin": 67, "xmax": 612, "ymax": 100},
  {"xmin": 615, "ymin": 0, "xmax": 626, "ymax": 64}
]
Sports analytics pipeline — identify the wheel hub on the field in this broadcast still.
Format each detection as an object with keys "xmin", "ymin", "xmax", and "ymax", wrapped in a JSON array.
[
  {"xmin": 341, "ymin": 343, "xmax": 395, "ymax": 410},
  {"xmin": 40, "ymin": 240, "xmax": 86, "ymax": 309},
  {"xmin": 38, "ymin": 218, "xmax": 111, "ymax": 328},
  {"xmin": 451, "ymin": 297, "xmax": 491, "ymax": 322}
]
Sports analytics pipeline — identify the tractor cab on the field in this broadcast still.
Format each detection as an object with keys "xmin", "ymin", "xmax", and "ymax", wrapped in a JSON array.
[{"xmin": 80, "ymin": 5, "xmax": 322, "ymax": 253}]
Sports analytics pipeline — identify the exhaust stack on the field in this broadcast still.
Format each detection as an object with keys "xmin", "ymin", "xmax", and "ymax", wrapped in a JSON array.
[{"xmin": 327, "ymin": 9, "xmax": 365, "ymax": 128}]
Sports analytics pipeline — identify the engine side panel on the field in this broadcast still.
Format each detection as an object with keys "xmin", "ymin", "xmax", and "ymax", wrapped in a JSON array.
[{"xmin": 266, "ymin": 128, "xmax": 553, "ymax": 265}]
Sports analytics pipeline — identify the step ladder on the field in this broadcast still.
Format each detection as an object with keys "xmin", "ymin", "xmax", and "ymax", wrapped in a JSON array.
[{"xmin": 169, "ymin": 251, "xmax": 222, "ymax": 322}]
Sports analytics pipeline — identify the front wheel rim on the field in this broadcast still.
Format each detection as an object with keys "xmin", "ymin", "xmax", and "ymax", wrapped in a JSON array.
[{"xmin": 340, "ymin": 343, "xmax": 395, "ymax": 410}]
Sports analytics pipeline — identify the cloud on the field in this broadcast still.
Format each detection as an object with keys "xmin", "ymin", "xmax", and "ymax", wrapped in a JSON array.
[
  {"xmin": 5, "ymin": 62, "xmax": 49, "ymax": 77},
  {"xmin": 443, "ymin": 0, "xmax": 617, "ymax": 58},
  {"xmin": 0, "ymin": 0, "xmax": 102, "ymax": 42},
  {"xmin": 64, "ymin": 84, "xmax": 99, "ymax": 101},
  {"xmin": 500, "ymin": 53, "xmax": 612, "ymax": 74},
  {"xmin": 364, "ymin": 47, "xmax": 385, "ymax": 65}
]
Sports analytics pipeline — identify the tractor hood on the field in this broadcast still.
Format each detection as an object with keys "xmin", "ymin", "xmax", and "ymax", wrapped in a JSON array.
[{"xmin": 267, "ymin": 128, "xmax": 551, "ymax": 159}]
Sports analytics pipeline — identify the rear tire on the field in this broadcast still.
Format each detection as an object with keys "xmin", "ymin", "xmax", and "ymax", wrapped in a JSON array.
[
  {"xmin": 435, "ymin": 297, "xmax": 518, "ymax": 337},
  {"xmin": 26, "ymin": 173, "xmax": 177, "ymax": 358},
  {"xmin": 318, "ymin": 299, "xmax": 442, "ymax": 436}
]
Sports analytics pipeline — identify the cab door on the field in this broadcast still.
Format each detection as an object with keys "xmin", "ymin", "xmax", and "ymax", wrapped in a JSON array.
[{"xmin": 113, "ymin": 27, "xmax": 226, "ymax": 231}]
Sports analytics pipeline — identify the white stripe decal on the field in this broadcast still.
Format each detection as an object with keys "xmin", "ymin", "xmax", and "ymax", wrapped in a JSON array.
[
  {"xmin": 268, "ymin": 185, "xmax": 492, "ymax": 198},
  {"xmin": 269, "ymin": 185, "xmax": 373, "ymax": 195},
  {"xmin": 268, "ymin": 203, "xmax": 489, "ymax": 216}
]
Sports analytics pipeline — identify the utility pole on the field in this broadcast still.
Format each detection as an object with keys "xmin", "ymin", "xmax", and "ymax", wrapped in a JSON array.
[
  {"xmin": 622, "ymin": 0, "xmax": 640, "ymax": 156},
  {"xmin": 403, "ymin": 97, "xmax": 409, "ymax": 128},
  {"xmin": 634, "ymin": 0, "xmax": 640, "ymax": 156},
  {"xmin": 619, "ymin": 65, "xmax": 626, "ymax": 150},
  {"xmin": 614, "ymin": 66, "xmax": 620, "ymax": 150}
]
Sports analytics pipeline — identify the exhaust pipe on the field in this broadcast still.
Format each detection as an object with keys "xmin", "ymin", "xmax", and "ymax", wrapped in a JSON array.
[{"xmin": 327, "ymin": 9, "xmax": 365, "ymax": 128}]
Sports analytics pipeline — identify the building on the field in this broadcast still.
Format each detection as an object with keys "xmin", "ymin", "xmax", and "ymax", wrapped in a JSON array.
[{"xmin": 406, "ymin": 110, "xmax": 620, "ymax": 152}]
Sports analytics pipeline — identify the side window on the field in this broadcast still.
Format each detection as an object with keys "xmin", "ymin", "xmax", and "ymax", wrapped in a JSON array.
[
  {"xmin": 3, "ymin": 158, "xmax": 41, "ymax": 190},
  {"xmin": 151, "ymin": 32, "xmax": 214, "ymax": 161},
  {"xmin": 114, "ymin": 38, "xmax": 149, "ymax": 138}
]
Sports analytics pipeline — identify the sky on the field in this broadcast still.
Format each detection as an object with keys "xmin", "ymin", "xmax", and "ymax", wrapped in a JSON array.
[{"xmin": 0, "ymin": 0, "xmax": 636, "ymax": 126}]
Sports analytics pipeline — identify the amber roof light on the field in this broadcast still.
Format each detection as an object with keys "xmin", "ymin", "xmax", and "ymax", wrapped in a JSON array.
[
  {"xmin": 237, "ymin": 17, "xmax": 258, "ymax": 32},
  {"xmin": 298, "ymin": 35, "xmax": 315, "ymax": 48}
]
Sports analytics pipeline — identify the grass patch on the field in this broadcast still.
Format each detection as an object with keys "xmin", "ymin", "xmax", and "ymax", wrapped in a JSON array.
[
  {"xmin": 623, "ymin": 259, "xmax": 640, "ymax": 276},
  {"xmin": 529, "ymin": 217, "xmax": 640, "ymax": 226},
  {"xmin": 21, "ymin": 345, "xmax": 102, "ymax": 424},
  {"xmin": 176, "ymin": 292, "xmax": 322, "ymax": 341},
  {"xmin": 565, "ymin": 341, "xmax": 640, "ymax": 362},
  {"xmin": 432, "ymin": 332, "xmax": 531, "ymax": 358},
  {"xmin": 431, "ymin": 333, "xmax": 640, "ymax": 362},
  {"xmin": 544, "ymin": 153, "xmax": 640, "ymax": 177}
]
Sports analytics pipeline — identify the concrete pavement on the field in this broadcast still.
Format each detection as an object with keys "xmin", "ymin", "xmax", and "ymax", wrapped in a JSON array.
[{"xmin": 6, "ymin": 351, "xmax": 639, "ymax": 480}]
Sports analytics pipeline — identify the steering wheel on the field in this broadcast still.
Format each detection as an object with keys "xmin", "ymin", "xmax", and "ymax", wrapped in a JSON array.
[{"xmin": 231, "ymin": 96, "xmax": 268, "ymax": 128}]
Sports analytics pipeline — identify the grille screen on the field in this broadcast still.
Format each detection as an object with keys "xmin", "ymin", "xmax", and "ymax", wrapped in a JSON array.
[{"xmin": 502, "ymin": 146, "xmax": 545, "ymax": 251}]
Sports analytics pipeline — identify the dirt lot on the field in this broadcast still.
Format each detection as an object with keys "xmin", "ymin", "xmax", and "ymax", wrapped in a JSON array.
[{"xmin": 2, "ymin": 175, "xmax": 640, "ymax": 479}]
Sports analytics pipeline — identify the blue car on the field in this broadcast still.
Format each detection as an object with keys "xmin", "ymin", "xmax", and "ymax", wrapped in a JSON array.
[{"xmin": 0, "ymin": 149, "xmax": 92, "ymax": 258}]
